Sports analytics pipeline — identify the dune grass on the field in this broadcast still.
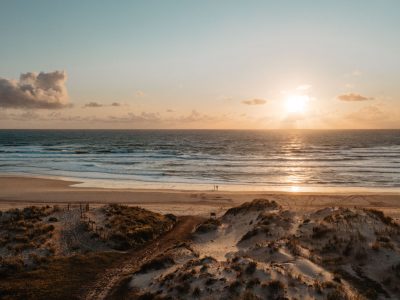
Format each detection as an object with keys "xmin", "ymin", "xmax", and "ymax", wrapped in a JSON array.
[
  {"xmin": 103, "ymin": 204, "xmax": 175, "ymax": 250},
  {"xmin": 0, "ymin": 252, "xmax": 123, "ymax": 300}
]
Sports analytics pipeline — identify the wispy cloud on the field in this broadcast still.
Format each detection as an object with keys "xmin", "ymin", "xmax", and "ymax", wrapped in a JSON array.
[
  {"xmin": 135, "ymin": 90, "xmax": 145, "ymax": 97},
  {"xmin": 83, "ymin": 102, "xmax": 103, "ymax": 108},
  {"xmin": 241, "ymin": 98, "xmax": 267, "ymax": 105},
  {"xmin": 177, "ymin": 110, "xmax": 217, "ymax": 122},
  {"xmin": 337, "ymin": 93, "xmax": 374, "ymax": 102},
  {"xmin": 0, "ymin": 71, "xmax": 68, "ymax": 109},
  {"xmin": 107, "ymin": 112, "xmax": 161, "ymax": 123}
]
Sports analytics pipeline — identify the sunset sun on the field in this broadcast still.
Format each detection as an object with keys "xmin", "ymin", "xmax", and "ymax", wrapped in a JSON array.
[{"xmin": 285, "ymin": 94, "xmax": 309, "ymax": 114}]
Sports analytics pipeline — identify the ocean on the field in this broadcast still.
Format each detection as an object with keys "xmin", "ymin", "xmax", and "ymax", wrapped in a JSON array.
[{"xmin": 0, "ymin": 129, "xmax": 399, "ymax": 192}]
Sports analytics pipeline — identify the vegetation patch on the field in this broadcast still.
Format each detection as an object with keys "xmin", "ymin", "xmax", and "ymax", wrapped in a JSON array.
[
  {"xmin": 138, "ymin": 255, "xmax": 175, "ymax": 273},
  {"xmin": 0, "ymin": 206, "xmax": 55, "ymax": 265},
  {"xmin": 195, "ymin": 218, "xmax": 221, "ymax": 234},
  {"xmin": 103, "ymin": 204, "xmax": 175, "ymax": 250},
  {"xmin": 365, "ymin": 209, "xmax": 398, "ymax": 227},
  {"xmin": 224, "ymin": 199, "xmax": 280, "ymax": 216},
  {"xmin": 0, "ymin": 252, "xmax": 122, "ymax": 300}
]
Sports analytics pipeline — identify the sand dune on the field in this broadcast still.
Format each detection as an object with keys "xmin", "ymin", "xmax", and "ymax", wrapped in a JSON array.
[{"xmin": 126, "ymin": 199, "xmax": 400, "ymax": 299}]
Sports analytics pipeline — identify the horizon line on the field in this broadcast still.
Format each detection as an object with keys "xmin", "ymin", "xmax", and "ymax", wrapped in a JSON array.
[{"xmin": 1, "ymin": 128, "xmax": 399, "ymax": 131}]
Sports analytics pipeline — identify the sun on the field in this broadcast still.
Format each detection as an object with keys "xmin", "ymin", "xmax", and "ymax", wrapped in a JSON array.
[{"xmin": 285, "ymin": 94, "xmax": 309, "ymax": 114}]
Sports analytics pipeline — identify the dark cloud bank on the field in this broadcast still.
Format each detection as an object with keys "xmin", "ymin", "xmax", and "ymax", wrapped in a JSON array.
[{"xmin": 0, "ymin": 71, "xmax": 68, "ymax": 109}]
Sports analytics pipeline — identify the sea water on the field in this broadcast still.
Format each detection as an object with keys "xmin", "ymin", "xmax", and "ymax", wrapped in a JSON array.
[{"xmin": 0, "ymin": 129, "xmax": 399, "ymax": 192}]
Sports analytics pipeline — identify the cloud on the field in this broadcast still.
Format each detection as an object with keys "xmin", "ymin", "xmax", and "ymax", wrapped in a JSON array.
[
  {"xmin": 337, "ymin": 93, "xmax": 374, "ymax": 102},
  {"xmin": 177, "ymin": 110, "xmax": 216, "ymax": 122},
  {"xmin": 111, "ymin": 102, "xmax": 121, "ymax": 107},
  {"xmin": 0, "ymin": 71, "xmax": 68, "ymax": 109},
  {"xmin": 166, "ymin": 109, "xmax": 175, "ymax": 113},
  {"xmin": 7, "ymin": 110, "xmax": 42, "ymax": 121},
  {"xmin": 105, "ymin": 110, "xmax": 220, "ymax": 124},
  {"xmin": 107, "ymin": 112, "xmax": 161, "ymax": 123},
  {"xmin": 84, "ymin": 102, "xmax": 103, "ymax": 108},
  {"xmin": 135, "ymin": 90, "xmax": 145, "ymax": 97},
  {"xmin": 241, "ymin": 98, "xmax": 267, "ymax": 105}
]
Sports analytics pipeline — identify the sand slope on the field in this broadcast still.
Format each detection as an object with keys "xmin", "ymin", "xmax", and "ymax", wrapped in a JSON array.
[{"xmin": 127, "ymin": 199, "xmax": 400, "ymax": 299}]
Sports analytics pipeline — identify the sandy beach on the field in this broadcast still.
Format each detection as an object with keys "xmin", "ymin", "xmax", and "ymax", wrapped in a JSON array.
[{"xmin": 1, "ymin": 175, "xmax": 399, "ymax": 218}]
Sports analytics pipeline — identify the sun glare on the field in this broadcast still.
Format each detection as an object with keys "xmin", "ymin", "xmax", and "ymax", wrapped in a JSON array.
[
  {"xmin": 285, "ymin": 95, "xmax": 309, "ymax": 114},
  {"xmin": 289, "ymin": 186, "xmax": 301, "ymax": 192}
]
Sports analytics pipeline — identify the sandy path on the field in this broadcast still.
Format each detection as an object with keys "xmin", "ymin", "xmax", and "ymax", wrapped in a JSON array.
[
  {"xmin": 57, "ymin": 209, "xmax": 110, "ymax": 255},
  {"xmin": 80, "ymin": 215, "xmax": 205, "ymax": 300}
]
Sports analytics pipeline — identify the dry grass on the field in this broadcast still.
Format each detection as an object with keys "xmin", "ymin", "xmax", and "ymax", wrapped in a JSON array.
[
  {"xmin": 245, "ymin": 261, "xmax": 257, "ymax": 275},
  {"xmin": 311, "ymin": 223, "xmax": 332, "ymax": 239},
  {"xmin": 103, "ymin": 204, "xmax": 175, "ymax": 250},
  {"xmin": 224, "ymin": 199, "xmax": 279, "ymax": 216},
  {"xmin": 195, "ymin": 218, "xmax": 221, "ymax": 234},
  {"xmin": 365, "ymin": 209, "xmax": 398, "ymax": 227},
  {"xmin": 138, "ymin": 255, "xmax": 175, "ymax": 273},
  {"xmin": 0, "ymin": 252, "xmax": 122, "ymax": 300},
  {"xmin": 266, "ymin": 279, "xmax": 285, "ymax": 296},
  {"xmin": 0, "ymin": 206, "xmax": 55, "ymax": 265}
]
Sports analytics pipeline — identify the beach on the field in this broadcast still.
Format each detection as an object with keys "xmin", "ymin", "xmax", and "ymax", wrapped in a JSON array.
[
  {"xmin": 1, "ymin": 176, "xmax": 400, "ymax": 299},
  {"xmin": 1, "ymin": 175, "xmax": 399, "ymax": 218}
]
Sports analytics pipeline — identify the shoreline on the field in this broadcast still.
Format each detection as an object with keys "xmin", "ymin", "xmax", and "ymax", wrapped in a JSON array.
[
  {"xmin": 1, "ymin": 175, "xmax": 400, "ymax": 218},
  {"xmin": 1, "ymin": 172, "xmax": 400, "ymax": 194}
]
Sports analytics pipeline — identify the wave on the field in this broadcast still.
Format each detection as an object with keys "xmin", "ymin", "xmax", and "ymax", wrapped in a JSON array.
[{"xmin": 1, "ymin": 129, "xmax": 400, "ymax": 188}]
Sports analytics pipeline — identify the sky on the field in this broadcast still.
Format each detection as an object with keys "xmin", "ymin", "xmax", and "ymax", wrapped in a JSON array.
[{"xmin": 0, "ymin": 0, "xmax": 399, "ymax": 129}]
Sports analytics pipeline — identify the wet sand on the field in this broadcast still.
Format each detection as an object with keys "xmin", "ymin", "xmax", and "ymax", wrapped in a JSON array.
[{"xmin": 0, "ymin": 175, "xmax": 399, "ymax": 218}]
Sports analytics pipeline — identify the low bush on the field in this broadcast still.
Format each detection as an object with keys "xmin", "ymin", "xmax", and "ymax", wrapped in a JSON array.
[
  {"xmin": 195, "ymin": 218, "xmax": 221, "ymax": 234},
  {"xmin": 245, "ymin": 261, "xmax": 257, "ymax": 275},
  {"xmin": 138, "ymin": 255, "xmax": 175, "ymax": 273},
  {"xmin": 267, "ymin": 280, "xmax": 285, "ymax": 295},
  {"xmin": 224, "ymin": 199, "xmax": 280, "ymax": 216},
  {"xmin": 366, "ymin": 209, "xmax": 397, "ymax": 227},
  {"xmin": 103, "ymin": 204, "xmax": 175, "ymax": 250},
  {"xmin": 312, "ymin": 224, "xmax": 332, "ymax": 239}
]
